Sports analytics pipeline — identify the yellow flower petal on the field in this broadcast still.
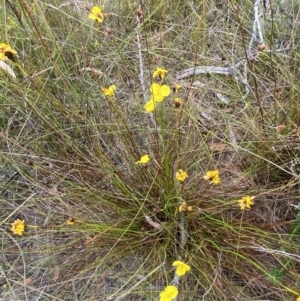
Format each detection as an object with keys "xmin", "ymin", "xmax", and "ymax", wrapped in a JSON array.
[
  {"xmin": 153, "ymin": 67, "xmax": 168, "ymax": 80},
  {"xmin": 174, "ymin": 97, "xmax": 182, "ymax": 108},
  {"xmin": 11, "ymin": 219, "xmax": 25, "ymax": 236},
  {"xmin": 172, "ymin": 260, "xmax": 191, "ymax": 276},
  {"xmin": 179, "ymin": 202, "xmax": 192, "ymax": 212},
  {"xmin": 203, "ymin": 170, "xmax": 220, "ymax": 184},
  {"xmin": 150, "ymin": 83, "xmax": 171, "ymax": 103},
  {"xmin": 176, "ymin": 169, "xmax": 188, "ymax": 182},
  {"xmin": 179, "ymin": 202, "xmax": 187, "ymax": 212},
  {"xmin": 238, "ymin": 196, "xmax": 255, "ymax": 210},
  {"xmin": 150, "ymin": 83, "xmax": 161, "ymax": 95},
  {"xmin": 152, "ymin": 95, "xmax": 164, "ymax": 103},
  {"xmin": 144, "ymin": 99, "xmax": 156, "ymax": 112},
  {"xmin": 159, "ymin": 285, "xmax": 178, "ymax": 301},
  {"xmin": 101, "ymin": 84, "xmax": 116, "ymax": 96},
  {"xmin": 160, "ymin": 85, "xmax": 171, "ymax": 97},
  {"xmin": 0, "ymin": 43, "xmax": 17, "ymax": 61},
  {"xmin": 135, "ymin": 154, "xmax": 150, "ymax": 164},
  {"xmin": 67, "ymin": 217, "xmax": 75, "ymax": 225},
  {"xmin": 88, "ymin": 6, "xmax": 104, "ymax": 23},
  {"xmin": 173, "ymin": 83, "xmax": 181, "ymax": 93}
]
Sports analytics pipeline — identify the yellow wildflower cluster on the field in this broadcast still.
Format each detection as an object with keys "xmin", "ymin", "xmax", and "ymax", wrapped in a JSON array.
[
  {"xmin": 101, "ymin": 84, "xmax": 116, "ymax": 96},
  {"xmin": 173, "ymin": 84, "xmax": 182, "ymax": 107},
  {"xmin": 238, "ymin": 196, "xmax": 255, "ymax": 210},
  {"xmin": 159, "ymin": 261, "xmax": 191, "ymax": 301},
  {"xmin": 153, "ymin": 67, "xmax": 167, "ymax": 80},
  {"xmin": 159, "ymin": 285, "xmax": 178, "ymax": 301},
  {"xmin": 204, "ymin": 170, "xmax": 220, "ymax": 184},
  {"xmin": 176, "ymin": 169, "xmax": 188, "ymax": 182},
  {"xmin": 150, "ymin": 83, "xmax": 171, "ymax": 102},
  {"xmin": 172, "ymin": 260, "xmax": 191, "ymax": 276},
  {"xmin": 144, "ymin": 83, "xmax": 171, "ymax": 112},
  {"xmin": 88, "ymin": 6, "xmax": 104, "ymax": 23},
  {"xmin": 11, "ymin": 219, "xmax": 25, "ymax": 236},
  {"xmin": 179, "ymin": 201, "xmax": 192, "ymax": 212},
  {"xmin": 144, "ymin": 67, "xmax": 171, "ymax": 112}
]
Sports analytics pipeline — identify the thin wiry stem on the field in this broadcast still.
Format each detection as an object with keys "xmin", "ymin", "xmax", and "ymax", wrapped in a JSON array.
[
  {"xmin": 136, "ymin": 9, "xmax": 157, "ymax": 128},
  {"xmin": 136, "ymin": 15, "xmax": 146, "ymax": 104},
  {"xmin": 111, "ymin": 262, "xmax": 166, "ymax": 301},
  {"xmin": 179, "ymin": 211, "xmax": 187, "ymax": 248},
  {"xmin": 172, "ymin": 211, "xmax": 187, "ymax": 301}
]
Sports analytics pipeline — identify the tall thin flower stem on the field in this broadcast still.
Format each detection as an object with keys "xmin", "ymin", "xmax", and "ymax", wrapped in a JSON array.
[
  {"xmin": 135, "ymin": 9, "xmax": 157, "ymax": 128},
  {"xmin": 172, "ymin": 211, "xmax": 188, "ymax": 300}
]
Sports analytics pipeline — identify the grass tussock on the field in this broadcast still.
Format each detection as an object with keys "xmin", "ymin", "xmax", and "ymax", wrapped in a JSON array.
[{"xmin": 1, "ymin": 0, "xmax": 300, "ymax": 300}]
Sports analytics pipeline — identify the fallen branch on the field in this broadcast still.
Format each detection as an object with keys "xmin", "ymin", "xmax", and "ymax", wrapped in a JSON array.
[
  {"xmin": 176, "ymin": 65, "xmax": 235, "ymax": 80},
  {"xmin": 176, "ymin": 1, "xmax": 268, "ymax": 99},
  {"xmin": 176, "ymin": 62, "xmax": 250, "ymax": 98}
]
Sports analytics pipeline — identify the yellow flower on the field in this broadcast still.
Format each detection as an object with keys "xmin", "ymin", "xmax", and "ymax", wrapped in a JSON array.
[
  {"xmin": 88, "ymin": 6, "xmax": 104, "ymax": 23},
  {"xmin": 153, "ymin": 67, "xmax": 168, "ymax": 80},
  {"xmin": 101, "ymin": 84, "xmax": 116, "ymax": 96},
  {"xmin": 173, "ymin": 83, "xmax": 181, "ymax": 93},
  {"xmin": 11, "ymin": 219, "xmax": 25, "ymax": 236},
  {"xmin": 176, "ymin": 169, "xmax": 188, "ymax": 182},
  {"xmin": 172, "ymin": 260, "xmax": 191, "ymax": 276},
  {"xmin": 159, "ymin": 285, "xmax": 178, "ymax": 301},
  {"xmin": 0, "ymin": 43, "xmax": 17, "ymax": 61},
  {"xmin": 144, "ymin": 99, "xmax": 156, "ymax": 112},
  {"xmin": 179, "ymin": 202, "xmax": 193, "ymax": 212},
  {"xmin": 204, "ymin": 170, "xmax": 220, "ymax": 184},
  {"xmin": 296, "ymin": 296, "xmax": 300, "ymax": 301},
  {"xmin": 174, "ymin": 97, "xmax": 182, "ymax": 108},
  {"xmin": 135, "ymin": 154, "xmax": 150, "ymax": 165},
  {"xmin": 67, "ymin": 217, "xmax": 75, "ymax": 225},
  {"xmin": 150, "ymin": 83, "xmax": 171, "ymax": 103},
  {"xmin": 238, "ymin": 196, "xmax": 255, "ymax": 210}
]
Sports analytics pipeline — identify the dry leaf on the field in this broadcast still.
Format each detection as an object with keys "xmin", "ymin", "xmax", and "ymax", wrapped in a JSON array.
[
  {"xmin": 20, "ymin": 278, "xmax": 33, "ymax": 286},
  {"xmin": 192, "ymin": 80, "xmax": 205, "ymax": 88},
  {"xmin": 49, "ymin": 186, "xmax": 60, "ymax": 196},
  {"xmin": 81, "ymin": 67, "xmax": 103, "ymax": 75},
  {"xmin": 0, "ymin": 131, "xmax": 8, "ymax": 139},
  {"xmin": 223, "ymin": 107, "xmax": 234, "ymax": 113},
  {"xmin": 209, "ymin": 143, "xmax": 231, "ymax": 152},
  {"xmin": 216, "ymin": 93, "xmax": 230, "ymax": 104},
  {"xmin": 275, "ymin": 124, "xmax": 286, "ymax": 133},
  {"xmin": 144, "ymin": 214, "xmax": 161, "ymax": 230},
  {"xmin": 84, "ymin": 234, "xmax": 102, "ymax": 247},
  {"xmin": 0, "ymin": 60, "xmax": 16, "ymax": 79},
  {"xmin": 51, "ymin": 266, "xmax": 60, "ymax": 282}
]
